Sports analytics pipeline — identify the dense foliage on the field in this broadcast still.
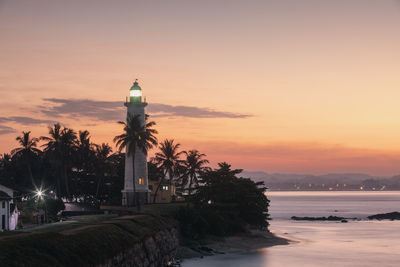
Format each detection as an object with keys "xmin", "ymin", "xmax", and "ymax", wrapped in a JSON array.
[
  {"xmin": 176, "ymin": 163, "xmax": 270, "ymax": 239},
  {"xmin": 0, "ymin": 125, "xmax": 125, "ymax": 205},
  {"xmin": 0, "ymin": 121, "xmax": 213, "ymax": 206}
]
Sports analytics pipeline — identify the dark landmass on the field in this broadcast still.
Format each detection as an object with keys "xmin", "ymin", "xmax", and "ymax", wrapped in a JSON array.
[
  {"xmin": 177, "ymin": 230, "xmax": 290, "ymax": 259},
  {"xmin": 368, "ymin": 212, "xmax": 400, "ymax": 220},
  {"xmin": 243, "ymin": 171, "xmax": 400, "ymax": 191},
  {"xmin": 291, "ymin": 211, "xmax": 400, "ymax": 222},
  {"xmin": 291, "ymin": 216, "xmax": 353, "ymax": 222}
]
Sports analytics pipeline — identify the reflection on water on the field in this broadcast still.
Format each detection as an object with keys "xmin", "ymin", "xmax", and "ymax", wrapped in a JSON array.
[{"xmin": 182, "ymin": 191, "xmax": 400, "ymax": 267}]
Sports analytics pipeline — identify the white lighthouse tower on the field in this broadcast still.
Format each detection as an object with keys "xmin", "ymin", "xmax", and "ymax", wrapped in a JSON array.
[{"xmin": 122, "ymin": 80, "xmax": 149, "ymax": 206}]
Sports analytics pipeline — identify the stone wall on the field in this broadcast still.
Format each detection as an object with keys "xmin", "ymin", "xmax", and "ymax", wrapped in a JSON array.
[{"xmin": 98, "ymin": 228, "xmax": 179, "ymax": 267}]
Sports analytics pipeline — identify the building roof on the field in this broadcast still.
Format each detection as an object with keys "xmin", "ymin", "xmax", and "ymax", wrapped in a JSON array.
[
  {"xmin": 0, "ymin": 190, "xmax": 11, "ymax": 200},
  {"xmin": 0, "ymin": 184, "xmax": 14, "ymax": 198},
  {"xmin": 130, "ymin": 79, "xmax": 142, "ymax": 91}
]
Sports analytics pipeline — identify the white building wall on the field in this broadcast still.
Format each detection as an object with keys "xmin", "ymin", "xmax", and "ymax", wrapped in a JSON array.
[
  {"xmin": 0, "ymin": 200, "xmax": 9, "ymax": 230},
  {"xmin": 9, "ymin": 207, "xmax": 19, "ymax": 230},
  {"xmin": 0, "ymin": 185, "xmax": 17, "ymax": 231},
  {"xmin": 123, "ymin": 102, "xmax": 149, "ymax": 205}
]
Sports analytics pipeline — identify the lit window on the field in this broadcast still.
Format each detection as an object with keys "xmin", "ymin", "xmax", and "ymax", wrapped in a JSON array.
[
  {"xmin": 162, "ymin": 185, "xmax": 169, "ymax": 191},
  {"xmin": 139, "ymin": 177, "xmax": 143, "ymax": 185},
  {"xmin": 130, "ymin": 90, "xmax": 141, "ymax": 97}
]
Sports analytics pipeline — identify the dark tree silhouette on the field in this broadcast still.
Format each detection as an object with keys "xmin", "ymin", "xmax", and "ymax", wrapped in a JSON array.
[
  {"xmin": 11, "ymin": 131, "xmax": 41, "ymax": 186},
  {"xmin": 153, "ymin": 139, "xmax": 183, "ymax": 203},
  {"xmin": 41, "ymin": 124, "xmax": 77, "ymax": 199},
  {"xmin": 94, "ymin": 143, "xmax": 112, "ymax": 198},
  {"xmin": 181, "ymin": 150, "xmax": 210, "ymax": 196}
]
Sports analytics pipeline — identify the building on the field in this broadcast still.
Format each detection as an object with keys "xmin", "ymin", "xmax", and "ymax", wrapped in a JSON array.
[
  {"xmin": 148, "ymin": 180, "xmax": 177, "ymax": 204},
  {"xmin": 122, "ymin": 80, "xmax": 150, "ymax": 206},
  {"xmin": 0, "ymin": 184, "xmax": 19, "ymax": 231}
]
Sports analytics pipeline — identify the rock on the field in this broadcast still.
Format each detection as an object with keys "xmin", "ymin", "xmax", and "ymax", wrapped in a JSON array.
[
  {"xmin": 98, "ymin": 228, "xmax": 179, "ymax": 267},
  {"xmin": 368, "ymin": 212, "xmax": 400, "ymax": 220},
  {"xmin": 291, "ymin": 216, "xmax": 356, "ymax": 221}
]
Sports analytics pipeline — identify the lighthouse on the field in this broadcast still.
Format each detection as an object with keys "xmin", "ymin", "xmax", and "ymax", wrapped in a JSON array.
[{"xmin": 122, "ymin": 80, "xmax": 149, "ymax": 206}]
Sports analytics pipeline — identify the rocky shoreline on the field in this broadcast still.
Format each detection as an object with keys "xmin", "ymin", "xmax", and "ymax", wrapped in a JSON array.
[
  {"xmin": 177, "ymin": 230, "xmax": 290, "ymax": 260},
  {"xmin": 290, "ymin": 211, "xmax": 400, "ymax": 222},
  {"xmin": 367, "ymin": 211, "xmax": 400, "ymax": 220}
]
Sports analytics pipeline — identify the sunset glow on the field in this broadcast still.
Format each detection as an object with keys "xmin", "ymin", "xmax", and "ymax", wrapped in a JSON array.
[{"xmin": 1, "ymin": 1, "xmax": 400, "ymax": 175}]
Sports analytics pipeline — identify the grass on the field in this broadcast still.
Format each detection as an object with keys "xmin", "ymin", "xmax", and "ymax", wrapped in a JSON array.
[
  {"xmin": 0, "ymin": 214, "xmax": 176, "ymax": 267},
  {"xmin": 141, "ymin": 202, "xmax": 187, "ymax": 216}
]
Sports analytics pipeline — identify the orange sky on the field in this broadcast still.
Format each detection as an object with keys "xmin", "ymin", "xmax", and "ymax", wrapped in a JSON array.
[{"xmin": 1, "ymin": 0, "xmax": 400, "ymax": 176}]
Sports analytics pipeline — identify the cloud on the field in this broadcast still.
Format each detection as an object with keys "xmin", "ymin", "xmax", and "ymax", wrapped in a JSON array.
[
  {"xmin": 0, "ymin": 116, "xmax": 56, "ymax": 125},
  {"xmin": 41, "ymin": 98, "xmax": 123, "ymax": 121},
  {"xmin": 0, "ymin": 125, "xmax": 16, "ymax": 135},
  {"xmin": 40, "ymin": 98, "xmax": 252, "ymax": 121},
  {"xmin": 149, "ymin": 103, "xmax": 251, "ymax": 118}
]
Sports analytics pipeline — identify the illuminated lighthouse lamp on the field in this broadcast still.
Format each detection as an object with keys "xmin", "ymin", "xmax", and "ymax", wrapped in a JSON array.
[
  {"xmin": 130, "ymin": 89, "xmax": 142, "ymax": 97},
  {"xmin": 129, "ymin": 79, "xmax": 142, "ymax": 101}
]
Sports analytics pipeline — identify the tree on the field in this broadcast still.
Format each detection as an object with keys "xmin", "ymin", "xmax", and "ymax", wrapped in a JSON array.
[
  {"xmin": 41, "ymin": 124, "xmax": 63, "ymax": 197},
  {"xmin": 195, "ymin": 162, "xmax": 270, "ymax": 229},
  {"xmin": 11, "ymin": 131, "xmax": 41, "ymax": 186},
  {"xmin": 114, "ymin": 114, "xmax": 157, "ymax": 207},
  {"xmin": 75, "ymin": 130, "xmax": 95, "ymax": 172},
  {"xmin": 153, "ymin": 139, "xmax": 183, "ymax": 203},
  {"xmin": 181, "ymin": 150, "xmax": 209, "ymax": 196},
  {"xmin": 41, "ymin": 124, "xmax": 77, "ymax": 199},
  {"xmin": 94, "ymin": 143, "xmax": 112, "ymax": 199},
  {"xmin": 176, "ymin": 162, "xmax": 270, "ymax": 238}
]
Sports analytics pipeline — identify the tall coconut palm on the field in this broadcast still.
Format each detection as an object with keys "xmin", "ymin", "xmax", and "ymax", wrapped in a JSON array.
[
  {"xmin": 94, "ymin": 143, "xmax": 112, "ymax": 199},
  {"xmin": 41, "ymin": 124, "xmax": 63, "ymax": 196},
  {"xmin": 114, "ymin": 114, "xmax": 158, "ymax": 207},
  {"xmin": 41, "ymin": 123, "xmax": 77, "ymax": 199},
  {"xmin": 182, "ymin": 150, "xmax": 209, "ymax": 196},
  {"xmin": 11, "ymin": 131, "xmax": 41, "ymax": 186},
  {"xmin": 153, "ymin": 139, "xmax": 183, "ymax": 203},
  {"xmin": 76, "ymin": 130, "xmax": 95, "ymax": 172}
]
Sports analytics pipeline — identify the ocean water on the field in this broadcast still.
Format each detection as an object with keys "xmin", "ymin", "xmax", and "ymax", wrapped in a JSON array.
[{"xmin": 182, "ymin": 191, "xmax": 400, "ymax": 267}]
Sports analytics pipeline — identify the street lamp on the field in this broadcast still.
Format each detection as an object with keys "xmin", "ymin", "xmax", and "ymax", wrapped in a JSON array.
[
  {"xmin": 34, "ymin": 188, "xmax": 47, "ymax": 223},
  {"xmin": 35, "ymin": 189, "xmax": 44, "ymax": 200}
]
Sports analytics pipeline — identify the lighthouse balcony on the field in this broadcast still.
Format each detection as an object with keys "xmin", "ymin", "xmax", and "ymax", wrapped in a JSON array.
[{"xmin": 124, "ymin": 96, "xmax": 147, "ymax": 107}]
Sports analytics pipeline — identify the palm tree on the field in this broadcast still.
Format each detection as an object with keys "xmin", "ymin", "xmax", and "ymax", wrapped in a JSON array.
[
  {"xmin": 153, "ymin": 139, "xmax": 183, "ymax": 203},
  {"xmin": 94, "ymin": 143, "xmax": 112, "ymax": 199},
  {"xmin": 76, "ymin": 130, "xmax": 95, "ymax": 172},
  {"xmin": 41, "ymin": 124, "xmax": 62, "ymax": 197},
  {"xmin": 114, "ymin": 114, "xmax": 158, "ymax": 207},
  {"xmin": 182, "ymin": 150, "xmax": 209, "ymax": 196},
  {"xmin": 41, "ymin": 124, "xmax": 77, "ymax": 199},
  {"xmin": 11, "ymin": 131, "xmax": 41, "ymax": 186},
  {"xmin": 0, "ymin": 153, "xmax": 11, "ymax": 170}
]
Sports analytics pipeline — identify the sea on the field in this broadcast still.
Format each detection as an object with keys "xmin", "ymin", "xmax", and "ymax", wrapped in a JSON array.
[{"xmin": 182, "ymin": 191, "xmax": 400, "ymax": 267}]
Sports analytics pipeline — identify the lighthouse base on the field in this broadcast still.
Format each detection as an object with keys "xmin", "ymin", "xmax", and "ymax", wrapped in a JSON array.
[{"xmin": 122, "ymin": 190, "xmax": 149, "ymax": 207}]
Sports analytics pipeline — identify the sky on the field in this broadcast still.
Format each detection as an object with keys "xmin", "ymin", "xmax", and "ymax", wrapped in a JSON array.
[{"xmin": 1, "ymin": 0, "xmax": 400, "ymax": 176}]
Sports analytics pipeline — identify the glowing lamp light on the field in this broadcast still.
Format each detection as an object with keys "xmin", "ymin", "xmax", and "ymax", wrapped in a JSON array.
[
  {"xmin": 35, "ymin": 189, "xmax": 44, "ymax": 200},
  {"xmin": 130, "ymin": 90, "xmax": 142, "ymax": 97}
]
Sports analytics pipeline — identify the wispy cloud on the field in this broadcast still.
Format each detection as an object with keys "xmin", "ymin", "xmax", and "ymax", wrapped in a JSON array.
[
  {"xmin": 40, "ymin": 98, "xmax": 252, "ymax": 121},
  {"xmin": 149, "ymin": 103, "xmax": 251, "ymax": 118},
  {"xmin": 0, "ymin": 125, "xmax": 16, "ymax": 135},
  {"xmin": 0, "ymin": 116, "xmax": 56, "ymax": 125},
  {"xmin": 41, "ymin": 98, "xmax": 123, "ymax": 121}
]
